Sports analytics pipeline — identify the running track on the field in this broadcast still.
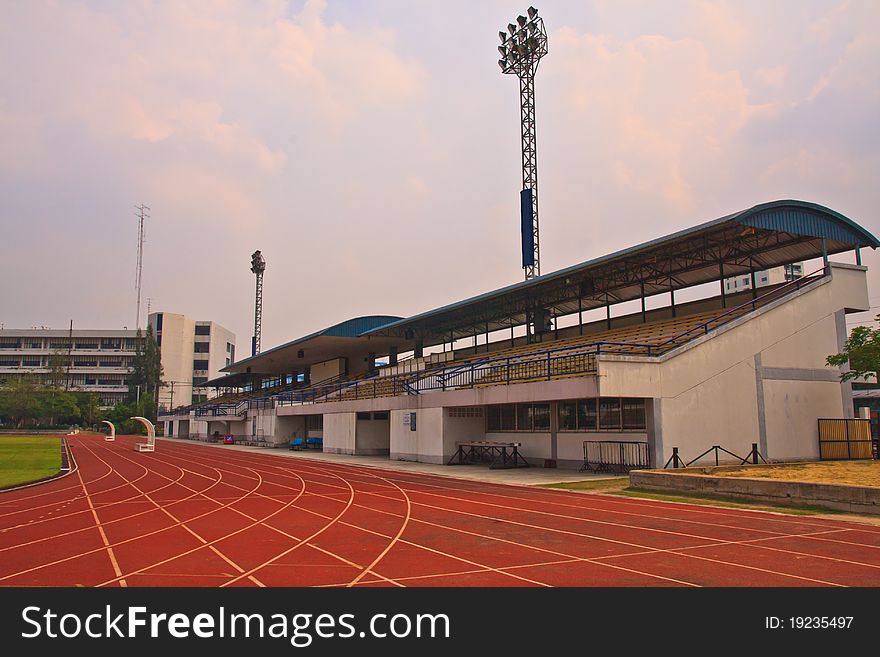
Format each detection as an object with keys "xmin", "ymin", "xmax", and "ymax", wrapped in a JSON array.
[{"xmin": 2, "ymin": 435, "xmax": 880, "ymax": 587}]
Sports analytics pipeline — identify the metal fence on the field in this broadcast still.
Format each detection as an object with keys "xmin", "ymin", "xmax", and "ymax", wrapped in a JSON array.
[
  {"xmin": 818, "ymin": 418, "xmax": 877, "ymax": 460},
  {"xmin": 580, "ymin": 440, "xmax": 650, "ymax": 473}
]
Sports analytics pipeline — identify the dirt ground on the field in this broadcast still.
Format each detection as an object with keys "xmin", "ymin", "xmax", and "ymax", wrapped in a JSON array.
[{"xmin": 713, "ymin": 460, "xmax": 880, "ymax": 487}]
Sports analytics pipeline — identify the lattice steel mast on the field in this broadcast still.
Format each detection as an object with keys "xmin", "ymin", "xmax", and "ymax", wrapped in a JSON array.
[
  {"xmin": 498, "ymin": 7, "xmax": 548, "ymax": 279},
  {"xmin": 250, "ymin": 250, "xmax": 266, "ymax": 356},
  {"xmin": 134, "ymin": 203, "xmax": 150, "ymax": 330}
]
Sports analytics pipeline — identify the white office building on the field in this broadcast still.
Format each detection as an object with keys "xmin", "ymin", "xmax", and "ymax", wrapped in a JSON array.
[
  {"xmin": 0, "ymin": 328, "xmax": 141, "ymax": 407},
  {"xmin": 724, "ymin": 263, "xmax": 804, "ymax": 294},
  {"xmin": 148, "ymin": 312, "xmax": 235, "ymax": 411}
]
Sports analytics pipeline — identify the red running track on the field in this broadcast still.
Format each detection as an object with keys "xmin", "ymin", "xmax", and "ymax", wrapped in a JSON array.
[{"xmin": 2, "ymin": 435, "xmax": 880, "ymax": 587}]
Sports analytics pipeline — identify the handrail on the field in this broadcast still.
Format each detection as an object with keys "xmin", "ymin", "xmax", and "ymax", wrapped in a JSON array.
[
  {"xmin": 204, "ymin": 271, "xmax": 827, "ymax": 408},
  {"xmin": 655, "ymin": 268, "xmax": 826, "ymax": 350}
]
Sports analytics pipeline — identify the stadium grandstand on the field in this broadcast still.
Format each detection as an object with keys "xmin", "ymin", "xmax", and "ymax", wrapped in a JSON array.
[{"xmin": 160, "ymin": 200, "xmax": 878, "ymax": 470}]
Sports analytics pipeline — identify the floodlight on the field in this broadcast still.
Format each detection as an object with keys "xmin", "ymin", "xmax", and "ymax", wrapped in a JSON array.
[
  {"xmin": 517, "ymin": 15, "xmax": 527, "ymax": 26},
  {"xmin": 527, "ymin": 6, "xmax": 538, "ymax": 19},
  {"xmin": 508, "ymin": 23, "xmax": 516, "ymax": 35},
  {"xmin": 498, "ymin": 59, "xmax": 507, "ymax": 70},
  {"xmin": 499, "ymin": 31, "xmax": 507, "ymax": 43},
  {"xmin": 498, "ymin": 45, "xmax": 507, "ymax": 56}
]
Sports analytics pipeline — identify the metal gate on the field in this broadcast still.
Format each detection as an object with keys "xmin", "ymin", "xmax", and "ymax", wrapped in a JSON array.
[
  {"xmin": 818, "ymin": 418, "xmax": 877, "ymax": 460},
  {"xmin": 580, "ymin": 440, "xmax": 650, "ymax": 473}
]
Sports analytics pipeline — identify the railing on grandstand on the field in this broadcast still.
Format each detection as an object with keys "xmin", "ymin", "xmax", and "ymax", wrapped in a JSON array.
[
  {"xmin": 194, "ymin": 400, "xmax": 248, "ymax": 417},
  {"xmin": 235, "ymin": 268, "xmax": 830, "ymax": 408},
  {"xmin": 649, "ymin": 267, "xmax": 826, "ymax": 353}
]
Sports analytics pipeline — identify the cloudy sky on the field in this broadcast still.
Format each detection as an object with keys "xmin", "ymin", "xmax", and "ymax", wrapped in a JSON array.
[{"xmin": 1, "ymin": 0, "xmax": 878, "ymax": 348}]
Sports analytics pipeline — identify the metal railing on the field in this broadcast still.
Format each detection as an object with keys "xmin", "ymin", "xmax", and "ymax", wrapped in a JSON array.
[
  {"xmin": 197, "ymin": 269, "xmax": 830, "ymax": 410},
  {"xmin": 664, "ymin": 443, "xmax": 767, "ymax": 469},
  {"xmin": 580, "ymin": 440, "xmax": 650, "ymax": 473}
]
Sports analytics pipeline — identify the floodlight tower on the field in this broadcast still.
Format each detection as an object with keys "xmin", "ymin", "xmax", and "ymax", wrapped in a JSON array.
[
  {"xmin": 498, "ymin": 7, "xmax": 548, "ymax": 280},
  {"xmin": 250, "ymin": 250, "xmax": 266, "ymax": 356}
]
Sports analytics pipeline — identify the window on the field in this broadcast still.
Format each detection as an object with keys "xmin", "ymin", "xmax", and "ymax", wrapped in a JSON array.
[
  {"xmin": 742, "ymin": 277, "xmax": 749, "ymax": 286},
  {"xmin": 22, "ymin": 358, "xmax": 41, "ymax": 367},
  {"xmin": 622, "ymin": 398, "xmax": 647, "ymax": 430},
  {"xmin": 357, "ymin": 412, "xmax": 371, "ymax": 420},
  {"xmin": 195, "ymin": 325, "xmax": 211, "ymax": 336},
  {"xmin": 155, "ymin": 313, "xmax": 163, "ymax": 331},
  {"xmin": 193, "ymin": 377, "xmax": 207, "ymax": 386},
  {"xmin": 373, "ymin": 411, "xmax": 389, "ymax": 420},
  {"xmin": 558, "ymin": 398, "xmax": 646, "ymax": 432},
  {"xmin": 532, "ymin": 404, "xmax": 550, "ymax": 431},
  {"xmin": 193, "ymin": 360, "xmax": 209, "ymax": 371},
  {"xmin": 558, "ymin": 401, "xmax": 577, "ymax": 430},
  {"xmin": 499, "ymin": 404, "xmax": 516, "ymax": 431},
  {"xmin": 487, "ymin": 403, "xmax": 550, "ymax": 432},
  {"xmin": 194, "ymin": 342, "xmax": 210, "ymax": 353},
  {"xmin": 599, "ymin": 398, "xmax": 621, "ymax": 430}
]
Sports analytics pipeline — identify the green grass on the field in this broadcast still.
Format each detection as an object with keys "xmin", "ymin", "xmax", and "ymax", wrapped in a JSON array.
[
  {"xmin": 612, "ymin": 487, "xmax": 843, "ymax": 516},
  {"xmin": 542, "ymin": 477, "xmax": 843, "ymax": 516},
  {"xmin": 541, "ymin": 478, "xmax": 629, "ymax": 492},
  {"xmin": 0, "ymin": 437, "xmax": 62, "ymax": 488}
]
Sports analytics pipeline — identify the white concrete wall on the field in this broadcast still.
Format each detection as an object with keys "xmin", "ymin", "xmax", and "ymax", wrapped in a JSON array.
[
  {"xmin": 154, "ymin": 313, "xmax": 196, "ymax": 408},
  {"xmin": 312, "ymin": 358, "xmax": 345, "ymax": 384},
  {"xmin": 355, "ymin": 418, "xmax": 391, "ymax": 455},
  {"xmin": 390, "ymin": 408, "xmax": 445, "ymax": 463},
  {"xmin": 598, "ymin": 263, "xmax": 869, "ymax": 464},
  {"xmin": 487, "ymin": 432, "xmax": 552, "ymax": 461},
  {"xmin": 275, "ymin": 415, "xmax": 306, "ymax": 442},
  {"xmin": 324, "ymin": 412, "xmax": 356, "ymax": 454}
]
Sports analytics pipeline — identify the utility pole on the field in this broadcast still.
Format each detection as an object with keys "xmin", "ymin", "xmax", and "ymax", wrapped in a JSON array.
[
  {"xmin": 134, "ymin": 204, "xmax": 150, "ymax": 330},
  {"xmin": 498, "ymin": 7, "xmax": 548, "ymax": 280},
  {"xmin": 65, "ymin": 319, "xmax": 73, "ymax": 391}
]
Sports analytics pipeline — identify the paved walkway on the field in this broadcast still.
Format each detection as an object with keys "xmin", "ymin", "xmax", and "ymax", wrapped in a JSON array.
[{"xmin": 162, "ymin": 438, "xmax": 613, "ymax": 486}]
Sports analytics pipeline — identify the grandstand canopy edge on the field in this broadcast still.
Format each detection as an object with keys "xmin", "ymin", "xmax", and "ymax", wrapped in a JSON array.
[
  {"xmin": 366, "ymin": 200, "xmax": 878, "ymax": 342},
  {"xmin": 223, "ymin": 199, "xmax": 877, "ymax": 376}
]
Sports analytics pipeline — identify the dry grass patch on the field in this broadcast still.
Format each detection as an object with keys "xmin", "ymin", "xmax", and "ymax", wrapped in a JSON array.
[{"xmin": 713, "ymin": 460, "xmax": 880, "ymax": 487}]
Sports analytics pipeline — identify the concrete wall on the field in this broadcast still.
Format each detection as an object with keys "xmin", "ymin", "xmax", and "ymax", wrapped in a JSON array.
[
  {"xmin": 312, "ymin": 358, "xmax": 345, "ymax": 384},
  {"xmin": 324, "ymin": 412, "xmax": 356, "ymax": 454},
  {"xmin": 390, "ymin": 408, "xmax": 444, "ymax": 463},
  {"xmin": 598, "ymin": 263, "xmax": 869, "ymax": 465},
  {"xmin": 275, "ymin": 415, "xmax": 306, "ymax": 442},
  {"xmin": 355, "ymin": 417, "xmax": 390, "ymax": 455}
]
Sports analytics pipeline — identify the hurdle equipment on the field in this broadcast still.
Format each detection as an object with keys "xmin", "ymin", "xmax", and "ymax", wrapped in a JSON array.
[
  {"xmin": 130, "ymin": 416, "xmax": 156, "ymax": 452},
  {"xmin": 101, "ymin": 420, "xmax": 116, "ymax": 442}
]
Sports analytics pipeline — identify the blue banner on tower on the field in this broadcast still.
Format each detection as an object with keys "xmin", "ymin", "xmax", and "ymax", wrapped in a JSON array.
[{"xmin": 520, "ymin": 188, "xmax": 535, "ymax": 268}]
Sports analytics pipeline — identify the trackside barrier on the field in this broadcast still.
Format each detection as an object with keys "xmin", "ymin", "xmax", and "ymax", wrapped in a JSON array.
[
  {"xmin": 664, "ymin": 443, "xmax": 767, "ymax": 469},
  {"xmin": 101, "ymin": 420, "xmax": 116, "ymax": 442},
  {"xmin": 130, "ymin": 417, "xmax": 156, "ymax": 452},
  {"xmin": 818, "ymin": 418, "xmax": 877, "ymax": 460},
  {"xmin": 580, "ymin": 440, "xmax": 650, "ymax": 473}
]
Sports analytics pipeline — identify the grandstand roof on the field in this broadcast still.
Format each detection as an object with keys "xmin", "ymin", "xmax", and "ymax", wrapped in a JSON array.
[
  {"xmin": 367, "ymin": 200, "xmax": 878, "ymax": 342},
  {"xmin": 222, "ymin": 315, "xmax": 410, "ymax": 375}
]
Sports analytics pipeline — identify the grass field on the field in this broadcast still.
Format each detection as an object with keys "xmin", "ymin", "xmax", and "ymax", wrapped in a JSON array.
[{"xmin": 0, "ymin": 437, "xmax": 62, "ymax": 488}]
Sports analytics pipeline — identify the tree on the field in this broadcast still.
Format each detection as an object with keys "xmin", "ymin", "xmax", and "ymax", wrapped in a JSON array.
[
  {"xmin": 0, "ymin": 375, "xmax": 41, "ymax": 427},
  {"xmin": 46, "ymin": 349, "xmax": 69, "ymax": 389},
  {"xmin": 128, "ymin": 324, "xmax": 163, "ymax": 419},
  {"xmin": 826, "ymin": 315, "xmax": 880, "ymax": 382}
]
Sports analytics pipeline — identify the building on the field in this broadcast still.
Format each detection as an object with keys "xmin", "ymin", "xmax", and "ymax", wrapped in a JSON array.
[
  {"xmin": 148, "ymin": 312, "xmax": 235, "ymax": 411},
  {"xmin": 724, "ymin": 262, "xmax": 803, "ymax": 293},
  {"xmin": 0, "ymin": 328, "xmax": 141, "ymax": 407},
  {"xmin": 160, "ymin": 200, "xmax": 877, "ymax": 469}
]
